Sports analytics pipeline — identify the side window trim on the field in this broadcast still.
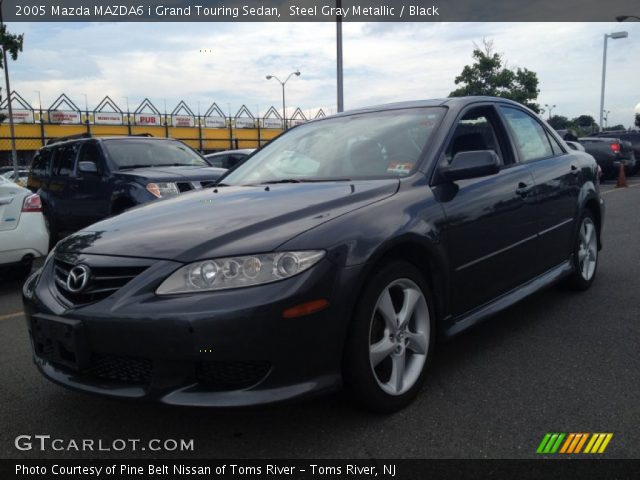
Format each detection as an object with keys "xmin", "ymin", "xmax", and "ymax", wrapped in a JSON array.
[{"xmin": 544, "ymin": 128, "xmax": 568, "ymax": 157}]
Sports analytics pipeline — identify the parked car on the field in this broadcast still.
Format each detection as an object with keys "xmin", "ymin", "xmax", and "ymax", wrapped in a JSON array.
[
  {"xmin": 578, "ymin": 137, "xmax": 636, "ymax": 179},
  {"xmin": 0, "ymin": 176, "xmax": 49, "ymax": 279},
  {"xmin": 589, "ymin": 130, "xmax": 640, "ymax": 175},
  {"xmin": 0, "ymin": 165, "xmax": 16, "ymax": 175},
  {"xmin": 204, "ymin": 149, "xmax": 254, "ymax": 170},
  {"xmin": 27, "ymin": 135, "xmax": 227, "ymax": 243},
  {"xmin": 2, "ymin": 169, "xmax": 30, "ymax": 187},
  {"xmin": 23, "ymin": 97, "xmax": 603, "ymax": 412}
]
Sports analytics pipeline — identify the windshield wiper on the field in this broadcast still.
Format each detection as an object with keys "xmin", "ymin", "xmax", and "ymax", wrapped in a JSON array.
[
  {"xmin": 259, "ymin": 178, "xmax": 352, "ymax": 185},
  {"xmin": 118, "ymin": 164, "xmax": 154, "ymax": 170},
  {"xmin": 260, "ymin": 178, "xmax": 303, "ymax": 184}
]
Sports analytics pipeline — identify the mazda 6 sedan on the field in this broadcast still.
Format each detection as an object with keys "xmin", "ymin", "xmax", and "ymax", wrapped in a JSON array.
[{"xmin": 23, "ymin": 97, "xmax": 604, "ymax": 412}]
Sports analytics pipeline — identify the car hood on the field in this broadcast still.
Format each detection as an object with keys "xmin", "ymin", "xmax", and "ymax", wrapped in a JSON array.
[
  {"xmin": 57, "ymin": 179, "xmax": 400, "ymax": 262},
  {"xmin": 115, "ymin": 166, "xmax": 227, "ymax": 182}
]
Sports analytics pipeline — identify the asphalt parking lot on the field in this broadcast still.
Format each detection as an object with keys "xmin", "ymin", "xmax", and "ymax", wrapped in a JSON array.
[{"xmin": 1, "ymin": 178, "xmax": 639, "ymax": 460}]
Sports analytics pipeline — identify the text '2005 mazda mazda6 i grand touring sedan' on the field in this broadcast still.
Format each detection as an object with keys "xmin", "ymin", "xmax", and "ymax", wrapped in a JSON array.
[{"xmin": 23, "ymin": 97, "xmax": 604, "ymax": 412}]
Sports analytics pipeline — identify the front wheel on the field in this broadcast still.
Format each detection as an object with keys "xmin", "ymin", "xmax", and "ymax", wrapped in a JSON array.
[
  {"xmin": 343, "ymin": 261, "xmax": 435, "ymax": 413},
  {"xmin": 564, "ymin": 211, "xmax": 599, "ymax": 291}
]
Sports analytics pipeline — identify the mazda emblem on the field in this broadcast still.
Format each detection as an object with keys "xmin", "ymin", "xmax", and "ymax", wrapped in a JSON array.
[{"xmin": 65, "ymin": 264, "xmax": 90, "ymax": 293}]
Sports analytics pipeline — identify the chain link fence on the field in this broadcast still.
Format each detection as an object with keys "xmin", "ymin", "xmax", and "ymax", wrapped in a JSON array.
[{"xmin": 0, "ymin": 118, "xmax": 288, "ymax": 168}]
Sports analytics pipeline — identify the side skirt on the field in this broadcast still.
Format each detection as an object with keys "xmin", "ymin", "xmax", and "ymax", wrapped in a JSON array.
[{"xmin": 442, "ymin": 260, "xmax": 574, "ymax": 339}]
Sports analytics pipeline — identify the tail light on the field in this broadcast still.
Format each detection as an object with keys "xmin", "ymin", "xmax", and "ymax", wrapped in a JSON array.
[
  {"xmin": 610, "ymin": 143, "xmax": 621, "ymax": 153},
  {"xmin": 22, "ymin": 193, "xmax": 42, "ymax": 212}
]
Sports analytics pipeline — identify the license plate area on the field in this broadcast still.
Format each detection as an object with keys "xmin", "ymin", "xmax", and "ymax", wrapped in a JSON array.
[{"xmin": 30, "ymin": 315, "xmax": 90, "ymax": 370}]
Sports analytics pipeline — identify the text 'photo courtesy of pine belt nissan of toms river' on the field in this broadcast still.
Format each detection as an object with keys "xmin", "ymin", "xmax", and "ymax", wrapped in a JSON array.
[{"xmin": 23, "ymin": 96, "xmax": 604, "ymax": 412}]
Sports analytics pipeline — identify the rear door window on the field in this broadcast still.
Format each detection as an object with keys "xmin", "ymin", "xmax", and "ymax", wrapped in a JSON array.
[
  {"xmin": 52, "ymin": 143, "xmax": 80, "ymax": 177},
  {"xmin": 500, "ymin": 107, "xmax": 555, "ymax": 162},
  {"xmin": 546, "ymin": 131, "xmax": 565, "ymax": 156},
  {"xmin": 31, "ymin": 149, "xmax": 52, "ymax": 177}
]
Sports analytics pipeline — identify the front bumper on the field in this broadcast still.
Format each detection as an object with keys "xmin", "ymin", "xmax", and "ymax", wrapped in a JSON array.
[{"xmin": 22, "ymin": 253, "xmax": 362, "ymax": 406}]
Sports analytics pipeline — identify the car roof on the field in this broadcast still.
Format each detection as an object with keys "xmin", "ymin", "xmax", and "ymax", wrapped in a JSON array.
[
  {"xmin": 41, "ymin": 136, "xmax": 179, "ymax": 149},
  {"xmin": 205, "ymin": 149, "xmax": 254, "ymax": 157},
  {"xmin": 328, "ymin": 96, "xmax": 525, "ymax": 118}
]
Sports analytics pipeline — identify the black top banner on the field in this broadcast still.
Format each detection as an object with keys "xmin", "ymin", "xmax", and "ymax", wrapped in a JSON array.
[{"xmin": 3, "ymin": 0, "xmax": 640, "ymax": 22}]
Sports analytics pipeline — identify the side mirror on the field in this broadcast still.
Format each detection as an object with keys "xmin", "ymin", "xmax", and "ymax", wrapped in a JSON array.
[
  {"xmin": 78, "ymin": 161, "xmax": 99, "ymax": 175},
  {"xmin": 440, "ymin": 150, "xmax": 500, "ymax": 181}
]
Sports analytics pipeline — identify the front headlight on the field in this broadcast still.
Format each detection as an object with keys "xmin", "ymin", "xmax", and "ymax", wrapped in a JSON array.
[
  {"xmin": 156, "ymin": 251, "xmax": 326, "ymax": 295},
  {"xmin": 147, "ymin": 182, "xmax": 180, "ymax": 198}
]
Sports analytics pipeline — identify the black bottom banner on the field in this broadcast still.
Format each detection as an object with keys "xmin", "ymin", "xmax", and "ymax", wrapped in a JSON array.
[{"xmin": 2, "ymin": 459, "xmax": 639, "ymax": 480}]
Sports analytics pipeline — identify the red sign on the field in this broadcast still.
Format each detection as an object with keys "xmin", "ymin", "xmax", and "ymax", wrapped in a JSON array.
[
  {"xmin": 135, "ymin": 114, "xmax": 161, "ymax": 125},
  {"xmin": 49, "ymin": 110, "xmax": 81, "ymax": 124}
]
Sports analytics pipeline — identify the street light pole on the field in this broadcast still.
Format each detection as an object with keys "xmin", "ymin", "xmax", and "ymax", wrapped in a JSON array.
[
  {"xmin": 265, "ymin": 70, "xmax": 300, "ymax": 130},
  {"xmin": 0, "ymin": 1, "xmax": 18, "ymax": 176},
  {"xmin": 599, "ymin": 31, "xmax": 628, "ymax": 132},
  {"xmin": 336, "ymin": 0, "xmax": 344, "ymax": 113},
  {"xmin": 544, "ymin": 104, "xmax": 556, "ymax": 120}
]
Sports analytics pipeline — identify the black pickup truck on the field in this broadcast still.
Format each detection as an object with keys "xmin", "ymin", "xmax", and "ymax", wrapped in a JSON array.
[
  {"xmin": 27, "ymin": 135, "xmax": 226, "ymax": 243},
  {"xmin": 588, "ymin": 131, "xmax": 640, "ymax": 176},
  {"xmin": 578, "ymin": 137, "xmax": 636, "ymax": 179}
]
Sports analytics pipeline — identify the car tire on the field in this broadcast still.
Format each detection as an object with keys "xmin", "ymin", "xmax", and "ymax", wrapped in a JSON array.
[
  {"xmin": 7, "ymin": 261, "xmax": 32, "ymax": 280},
  {"xmin": 343, "ymin": 261, "xmax": 435, "ymax": 413},
  {"xmin": 564, "ymin": 210, "xmax": 599, "ymax": 291}
]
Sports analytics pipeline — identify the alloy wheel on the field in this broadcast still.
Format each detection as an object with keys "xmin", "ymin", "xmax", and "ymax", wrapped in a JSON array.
[
  {"xmin": 578, "ymin": 217, "xmax": 597, "ymax": 281},
  {"xmin": 368, "ymin": 278, "xmax": 430, "ymax": 396}
]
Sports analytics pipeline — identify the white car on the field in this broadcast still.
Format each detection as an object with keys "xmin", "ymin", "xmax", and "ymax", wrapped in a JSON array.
[{"xmin": 0, "ymin": 176, "xmax": 49, "ymax": 279}]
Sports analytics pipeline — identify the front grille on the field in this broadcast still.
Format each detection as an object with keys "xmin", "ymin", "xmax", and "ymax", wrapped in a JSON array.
[
  {"xmin": 53, "ymin": 258, "xmax": 147, "ymax": 306},
  {"xmin": 176, "ymin": 182, "xmax": 195, "ymax": 193},
  {"xmin": 82, "ymin": 354, "xmax": 153, "ymax": 384},
  {"xmin": 196, "ymin": 361, "xmax": 271, "ymax": 390}
]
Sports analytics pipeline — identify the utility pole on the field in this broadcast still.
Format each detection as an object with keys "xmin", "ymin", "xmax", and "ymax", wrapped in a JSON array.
[
  {"xmin": 336, "ymin": 0, "xmax": 344, "ymax": 112},
  {"xmin": 0, "ymin": 0, "xmax": 18, "ymax": 175}
]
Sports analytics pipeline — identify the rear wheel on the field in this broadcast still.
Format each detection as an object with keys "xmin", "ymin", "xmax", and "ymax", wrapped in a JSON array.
[
  {"xmin": 343, "ymin": 261, "xmax": 434, "ymax": 413},
  {"xmin": 564, "ymin": 211, "xmax": 598, "ymax": 291},
  {"xmin": 5, "ymin": 260, "xmax": 32, "ymax": 280}
]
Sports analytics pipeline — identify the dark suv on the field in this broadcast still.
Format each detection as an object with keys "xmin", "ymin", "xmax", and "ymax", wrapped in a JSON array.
[{"xmin": 28, "ymin": 135, "xmax": 226, "ymax": 242}]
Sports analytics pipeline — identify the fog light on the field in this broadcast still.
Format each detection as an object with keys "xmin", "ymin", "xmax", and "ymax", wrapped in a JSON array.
[{"xmin": 282, "ymin": 299, "xmax": 329, "ymax": 319}]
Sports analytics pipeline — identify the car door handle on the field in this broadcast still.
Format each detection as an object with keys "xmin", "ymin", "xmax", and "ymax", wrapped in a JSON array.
[{"xmin": 516, "ymin": 182, "xmax": 531, "ymax": 196}]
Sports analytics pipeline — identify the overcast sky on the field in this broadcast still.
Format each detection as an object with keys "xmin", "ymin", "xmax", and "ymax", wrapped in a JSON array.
[{"xmin": 6, "ymin": 21, "xmax": 640, "ymax": 127}]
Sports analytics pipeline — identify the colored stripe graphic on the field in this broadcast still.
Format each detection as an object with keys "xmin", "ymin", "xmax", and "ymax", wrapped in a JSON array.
[
  {"xmin": 574, "ymin": 433, "xmax": 589, "ymax": 453},
  {"xmin": 539, "ymin": 433, "xmax": 613, "ymax": 454},
  {"xmin": 584, "ymin": 433, "xmax": 614, "ymax": 454},
  {"xmin": 537, "ymin": 433, "xmax": 565, "ymax": 454},
  {"xmin": 537, "ymin": 433, "xmax": 552, "ymax": 454}
]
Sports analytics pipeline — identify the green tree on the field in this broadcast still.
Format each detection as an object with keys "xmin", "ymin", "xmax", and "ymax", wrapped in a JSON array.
[
  {"xmin": 0, "ymin": 24, "xmax": 25, "ymax": 123},
  {"xmin": 570, "ymin": 115, "xmax": 598, "ymax": 135},
  {"xmin": 604, "ymin": 124, "xmax": 625, "ymax": 131},
  {"xmin": 547, "ymin": 115, "xmax": 570, "ymax": 130},
  {"xmin": 449, "ymin": 39, "xmax": 541, "ymax": 113},
  {"xmin": 635, "ymin": 113, "xmax": 640, "ymax": 129}
]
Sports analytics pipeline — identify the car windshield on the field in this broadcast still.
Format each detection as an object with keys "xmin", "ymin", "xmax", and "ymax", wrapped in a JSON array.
[
  {"xmin": 103, "ymin": 139, "xmax": 209, "ymax": 169},
  {"xmin": 223, "ymin": 107, "xmax": 445, "ymax": 185}
]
